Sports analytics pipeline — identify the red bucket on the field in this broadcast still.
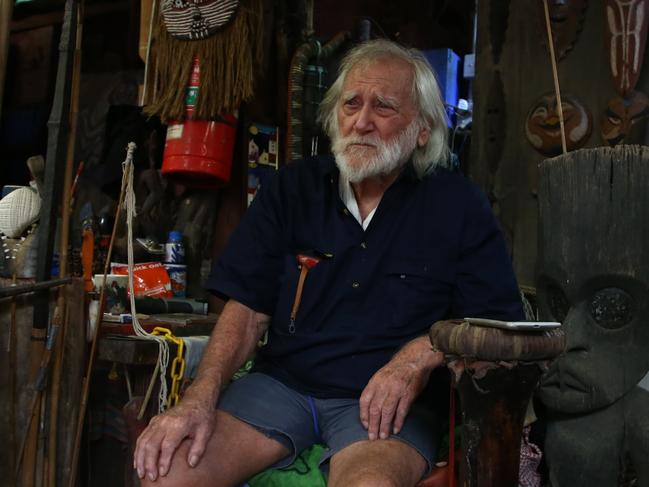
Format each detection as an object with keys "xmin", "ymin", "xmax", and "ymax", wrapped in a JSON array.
[{"xmin": 162, "ymin": 114, "xmax": 237, "ymax": 188}]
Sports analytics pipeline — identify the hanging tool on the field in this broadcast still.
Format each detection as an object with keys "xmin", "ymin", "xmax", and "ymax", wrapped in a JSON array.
[{"xmin": 288, "ymin": 251, "xmax": 331, "ymax": 333}]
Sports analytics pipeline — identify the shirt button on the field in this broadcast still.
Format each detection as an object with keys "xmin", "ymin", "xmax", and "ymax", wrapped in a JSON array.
[
  {"xmin": 352, "ymin": 281, "xmax": 360, "ymax": 288},
  {"xmin": 399, "ymin": 274, "xmax": 406, "ymax": 279},
  {"xmin": 343, "ymin": 208, "xmax": 349, "ymax": 215},
  {"xmin": 360, "ymin": 242, "xmax": 367, "ymax": 249}
]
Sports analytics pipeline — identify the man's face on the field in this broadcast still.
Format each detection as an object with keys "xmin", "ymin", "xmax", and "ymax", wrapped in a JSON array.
[{"xmin": 332, "ymin": 59, "xmax": 429, "ymax": 182}]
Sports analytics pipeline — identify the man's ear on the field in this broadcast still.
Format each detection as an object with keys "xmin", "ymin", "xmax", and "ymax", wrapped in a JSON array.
[{"xmin": 417, "ymin": 126, "xmax": 430, "ymax": 147}]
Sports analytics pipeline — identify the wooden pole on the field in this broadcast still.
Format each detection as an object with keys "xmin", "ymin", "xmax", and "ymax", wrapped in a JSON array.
[
  {"xmin": 9, "ymin": 274, "xmax": 18, "ymax": 485},
  {"xmin": 20, "ymin": 327, "xmax": 47, "ymax": 486},
  {"xmin": 542, "ymin": 0, "xmax": 567, "ymax": 155},
  {"xmin": 32, "ymin": 0, "xmax": 79, "ymax": 331},
  {"xmin": 17, "ymin": 0, "xmax": 79, "ymax": 481},
  {"xmin": 0, "ymin": 0, "xmax": 13, "ymax": 118},
  {"xmin": 69, "ymin": 163, "xmax": 130, "ymax": 487},
  {"xmin": 48, "ymin": 2, "xmax": 84, "ymax": 484}
]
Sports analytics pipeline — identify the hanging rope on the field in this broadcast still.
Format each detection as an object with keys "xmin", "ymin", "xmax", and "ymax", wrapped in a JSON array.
[{"xmin": 122, "ymin": 142, "xmax": 171, "ymax": 412}]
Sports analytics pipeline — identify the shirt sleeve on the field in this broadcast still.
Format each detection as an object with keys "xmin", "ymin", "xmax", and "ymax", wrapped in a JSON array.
[
  {"xmin": 450, "ymin": 185, "xmax": 525, "ymax": 321},
  {"xmin": 205, "ymin": 171, "xmax": 286, "ymax": 315}
]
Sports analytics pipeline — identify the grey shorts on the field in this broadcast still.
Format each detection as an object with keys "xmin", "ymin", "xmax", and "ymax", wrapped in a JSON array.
[{"xmin": 217, "ymin": 372, "xmax": 443, "ymax": 474}]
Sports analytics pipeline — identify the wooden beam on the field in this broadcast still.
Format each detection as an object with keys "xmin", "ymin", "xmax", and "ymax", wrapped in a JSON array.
[{"xmin": 0, "ymin": 0, "xmax": 13, "ymax": 117}]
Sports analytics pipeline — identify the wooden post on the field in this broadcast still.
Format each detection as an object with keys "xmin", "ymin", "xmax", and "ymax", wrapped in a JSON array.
[
  {"xmin": 0, "ymin": 0, "xmax": 12, "ymax": 117},
  {"xmin": 455, "ymin": 364, "xmax": 542, "ymax": 486},
  {"xmin": 429, "ymin": 320, "xmax": 565, "ymax": 487}
]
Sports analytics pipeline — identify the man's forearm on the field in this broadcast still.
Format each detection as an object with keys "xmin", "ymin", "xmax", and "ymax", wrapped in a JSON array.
[
  {"xmin": 183, "ymin": 299, "xmax": 270, "ymax": 407},
  {"xmin": 393, "ymin": 335, "xmax": 444, "ymax": 374}
]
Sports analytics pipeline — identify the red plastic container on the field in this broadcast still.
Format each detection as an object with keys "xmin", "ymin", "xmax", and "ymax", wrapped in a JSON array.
[{"xmin": 162, "ymin": 115, "xmax": 237, "ymax": 188}]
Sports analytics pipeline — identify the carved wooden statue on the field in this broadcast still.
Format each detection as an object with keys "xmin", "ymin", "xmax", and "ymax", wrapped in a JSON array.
[{"xmin": 536, "ymin": 145, "xmax": 649, "ymax": 487}]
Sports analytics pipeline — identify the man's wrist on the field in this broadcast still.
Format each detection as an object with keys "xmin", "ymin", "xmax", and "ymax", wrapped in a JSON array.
[
  {"xmin": 182, "ymin": 376, "xmax": 221, "ymax": 408},
  {"xmin": 396, "ymin": 335, "xmax": 443, "ymax": 372}
]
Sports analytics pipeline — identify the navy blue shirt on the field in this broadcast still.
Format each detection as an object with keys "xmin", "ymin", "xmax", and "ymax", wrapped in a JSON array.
[{"xmin": 206, "ymin": 156, "xmax": 523, "ymax": 398}]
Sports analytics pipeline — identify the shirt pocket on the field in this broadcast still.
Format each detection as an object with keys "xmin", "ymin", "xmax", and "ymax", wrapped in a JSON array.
[{"xmin": 382, "ymin": 259, "xmax": 451, "ymax": 331}]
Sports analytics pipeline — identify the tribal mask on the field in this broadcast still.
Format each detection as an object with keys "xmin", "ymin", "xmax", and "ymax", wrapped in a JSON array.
[
  {"xmin": 601, "ymin": 91, "xmax": 649, "ymax": 146},
  {"xmin": 538, "ymin": 0, "xmax": 588, "ymax": 60},
  {"xmin": 605, "ymin": 0, "xmax": 649, "ymax": 96},
  {"xmin": 162, "ymin": 0, "xmax": 239, "ymax": 40},
  {"xmin": 525, "ymin": 92, "xmax": 592, "ymax": 157}
]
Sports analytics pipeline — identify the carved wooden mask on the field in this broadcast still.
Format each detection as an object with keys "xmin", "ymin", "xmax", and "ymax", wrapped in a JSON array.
[
  {"xmin": 525, "ymin": 92, "xmax": 592, "ymax": 157},
  {"xmin": 538, "ymin": 0, "xmax": 589, "ymax": 60},
  {"xmin": 601, "ymin": 90, "xmax": 649, "ymax": 146},
  {"xmin": 605, "ymin": 0, "xmax": 649, "ymax": 97},
  {"xmin": 162, "ymin": 0, "xmax": 239, "ymax": 40},
  {"xmin": 536, "ymin": 146, "xmax": 649, "ymax": 414}
]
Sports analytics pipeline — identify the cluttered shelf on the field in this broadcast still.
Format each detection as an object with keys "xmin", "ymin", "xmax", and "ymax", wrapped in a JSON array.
[{"xmin": 97, "ymin": 312, "xmax": 218, "ymax": 365}]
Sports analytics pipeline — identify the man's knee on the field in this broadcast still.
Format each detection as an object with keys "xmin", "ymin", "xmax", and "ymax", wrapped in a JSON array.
[
  {"xmin": 338, "ymin": 468, "xmax": 408, "ymax": 487},
  {"xmin": 329, "ymin": 439, "xmax": 427, "ymax": 487}
]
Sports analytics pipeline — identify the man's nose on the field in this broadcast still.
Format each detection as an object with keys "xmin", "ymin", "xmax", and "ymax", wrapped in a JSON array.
[{"xmin": 353, "ymin": 104, "xmax": 375, "ymax": 133}]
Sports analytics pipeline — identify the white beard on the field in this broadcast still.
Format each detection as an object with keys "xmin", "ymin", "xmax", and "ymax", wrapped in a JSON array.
[{"xmin": 331, "ymin": 121, "xmax": 420, "ymax": 183}]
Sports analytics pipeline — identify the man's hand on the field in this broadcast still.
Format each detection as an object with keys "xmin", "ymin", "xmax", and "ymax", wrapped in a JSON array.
[
  {"xmin": 133, "ymin": 394, "xmax": 216, "ymax": 482},
  {"xmin": 359, "ymin": 336, "xmax": 443, "ymax": 441}
]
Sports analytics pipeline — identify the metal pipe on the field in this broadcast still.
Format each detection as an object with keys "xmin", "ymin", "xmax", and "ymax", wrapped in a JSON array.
[
  {"xmin": 286, "ymin": 30, "xmax": 350, "ymax": 162},
  {"xmin": 0, "ymin": 278, "xmax": 75, "ymax": 299},
  {"xmin": 286, "ymin": 39, "xmax": 320, "ymax": 162}
]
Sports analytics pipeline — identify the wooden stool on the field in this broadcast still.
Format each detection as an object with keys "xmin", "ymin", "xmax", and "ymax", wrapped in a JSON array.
[{"xmin": 428, "ymin": 320, "xmax": 565, "ymax": 487}]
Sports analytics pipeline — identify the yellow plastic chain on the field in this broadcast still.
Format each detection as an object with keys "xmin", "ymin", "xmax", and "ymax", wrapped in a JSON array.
[{"xmin": 152, "ymin": 327, "xmax": 186, "ymax": 408}]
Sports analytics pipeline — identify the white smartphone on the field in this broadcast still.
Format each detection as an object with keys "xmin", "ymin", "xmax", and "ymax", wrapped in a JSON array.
[{"xmin": 464, "ymin": 317, "xmax": 561, "ymax": 331}]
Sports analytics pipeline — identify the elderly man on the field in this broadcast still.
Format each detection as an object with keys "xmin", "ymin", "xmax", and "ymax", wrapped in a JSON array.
[{"xmin": 134, "ymin": 39, "xmax": 523, "ymax": 487}]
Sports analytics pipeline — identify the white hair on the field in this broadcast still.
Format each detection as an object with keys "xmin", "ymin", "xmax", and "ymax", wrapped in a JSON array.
[{"xmin": 319, "ymin": 39, "xmax": 450, "ymax": 178}]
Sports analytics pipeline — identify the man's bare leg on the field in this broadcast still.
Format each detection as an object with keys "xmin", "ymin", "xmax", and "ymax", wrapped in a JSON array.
[
  {"xmin": 140, "ymin": 410, "xmax": 290, "ymax": 487},
  {"xmin": 328, "ymin": 439, "xmax": 427, "ymax": 487}
]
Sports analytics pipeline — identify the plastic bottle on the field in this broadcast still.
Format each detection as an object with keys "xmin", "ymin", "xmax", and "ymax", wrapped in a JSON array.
[
  {"xmin": 164, "ymin": 231, "xmax": 187, "ymax": 297},
  {"xmin": 164, "ymin": 231, "xmax": 185, "ymax": 264}
]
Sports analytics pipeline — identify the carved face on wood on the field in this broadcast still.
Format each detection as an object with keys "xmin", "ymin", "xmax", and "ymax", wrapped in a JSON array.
[
  {"xmin": 525, "ymin": 93, "xmax": 592, "ymax": 157},
  {"xmin": 605, "ymin": 0, "xmax": 649, "ymax": 96},
  {"xmin": 601, "ymin": 91, "xmax": 649, "ymax": 146},
  {"xmin": 537, "ymin": 147, "xmax": 649, "ymax": 414},
  {"xmin": 539, "ymin": 0, "xmax": 588, "ymax": 60}
]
